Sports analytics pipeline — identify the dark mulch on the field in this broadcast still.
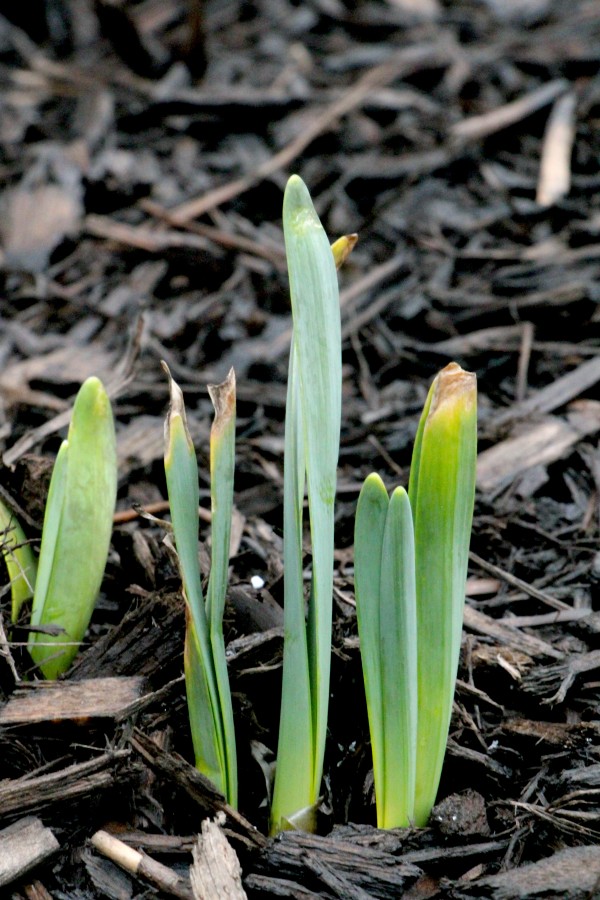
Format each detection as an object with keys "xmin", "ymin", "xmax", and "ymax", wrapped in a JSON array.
[{"xmin": 1, "ymin": 0, "xmax": 600, "ymax": 897}]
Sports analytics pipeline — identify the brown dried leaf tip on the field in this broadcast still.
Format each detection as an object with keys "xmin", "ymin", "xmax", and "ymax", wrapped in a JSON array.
[
  {"xmin": 208, "ymin": 368, "xmax": 236, "ymax": 438},
  {"xmin": 162, "ymin": 360, "xmax": 193, "ymax": 453},
  {"xmin": 428, "ymin": 362, "xmax": 477, "ymax": 421}
]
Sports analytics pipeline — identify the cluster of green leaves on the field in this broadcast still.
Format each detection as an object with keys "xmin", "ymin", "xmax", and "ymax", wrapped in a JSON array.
[
  {"xmin": 159, "ymin": 176, "xmax": 477, "ymax": 834},
  {"xmin": 162, "ymin": 365, "xmax": 237, "ymax": 806},
  {"xmin": 355, "ymin": 364, "xmax": 477, "ymax": 828},
  {"xmin": 1, "ymin": 377, "xmax": 117, "ymax": 679},
  {"xmin": 0, "ymin": 177, "xmax": 477, "ymax": 837}
]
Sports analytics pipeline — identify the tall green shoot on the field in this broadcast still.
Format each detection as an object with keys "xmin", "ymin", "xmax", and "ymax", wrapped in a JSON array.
[{"xmin": 270, "ymin": 175, "xmax": 343, "ymax": 834}]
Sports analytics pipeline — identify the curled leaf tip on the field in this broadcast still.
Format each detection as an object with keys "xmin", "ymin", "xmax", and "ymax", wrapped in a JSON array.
[
  {"xmin": 208, "ymin": 368, "xmax": 236, "ymax": 437},
  {"xmin": 162, "ymin": 361, "xmax": 184, "ymax": 416},
  {"xmin": 162, "ymin": 360, "xmax": 193, "ymax": 453}
]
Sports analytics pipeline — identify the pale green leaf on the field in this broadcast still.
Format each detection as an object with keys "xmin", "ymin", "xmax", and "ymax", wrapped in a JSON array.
[
  {"xmin": 408, "ymin": 363, "xmax": 477, "ymax": 826},
  {"xmin": 28, "ymin": 377, "xmax": 117, "ymax": 679},
  {"xmin": 379, "ymin": 486, "xmax": 417, "ymax": 828}
]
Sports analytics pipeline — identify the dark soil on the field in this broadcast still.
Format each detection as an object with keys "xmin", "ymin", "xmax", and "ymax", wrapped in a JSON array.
[{"xmin": 1, "ymin": 1, "xmax": 600, "ymax": 897}]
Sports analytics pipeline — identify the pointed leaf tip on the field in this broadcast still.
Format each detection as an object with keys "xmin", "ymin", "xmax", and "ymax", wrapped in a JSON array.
[
  {"xmin": 162, "ymin": 360, "xmax": 194, "ymax": 456},
  {"xmin": 283, "ymin": 175, "xmax": 321, "ymax": 234}
]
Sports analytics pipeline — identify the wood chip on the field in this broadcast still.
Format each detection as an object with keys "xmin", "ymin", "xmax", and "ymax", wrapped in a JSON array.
[
  {"xmin": 477, "ymin": 401, "xmax": 600, "ymax": 492},
  {"xmin": 451, "ymin": 78, "xmax": 568, "ymax": 142},
  {"xmin": 536, "ymin": 92, "xmax": 577, "ymax": 207},
  {"xmin": 166, "ymin": 43, "xmax": 450, "ymax": 223},
  {"xmin": 190, "ymin": 817, "xmax": 247, "ymax": 900},
  {"xmin": 1, "ymin": 184, "xmax": 82, "ymax": 273},
  {"xmin": 468, "ymin": 844, "xmax": 600, "ymax": 898},
  {"xmin": 0, "ymin": 750, "xmax": 129, "ymax": 817},
  {"xmin": 0, "ymin": 817, "xmax": 59, "ymax": 888},
  {"xmin": 463, "ymin": 605, "xmax": 564, "ymax": 660},
  {"xmin": 0, "ymin": 676, "xmax": 147, "ymax": 726},
  {"xmin": 493, "ymin": 357, "xmax": 600, "ymax": 429}
]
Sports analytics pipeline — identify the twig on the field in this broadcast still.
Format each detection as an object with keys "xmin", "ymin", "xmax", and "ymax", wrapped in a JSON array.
[
  {"xmin": 90, "ymin": 830, "xmax": 193, "ymax": 900},
  {"xmin": 451, "ymin": 78, "xmax": 568, "ymax": 141},
  {"xmin": 469, "ymin": 552, "xmax": 570, "ymax": 612}
]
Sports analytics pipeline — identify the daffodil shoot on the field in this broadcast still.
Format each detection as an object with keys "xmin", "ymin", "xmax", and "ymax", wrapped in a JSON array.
[
  {"xmin": 355, "ymin": 363, "xmax": 477, "ymax": 829},
  {"xmin": 28, "ymin": 377, "xmax": 117, "ymax": 679},
  {"xmin": 163, "ymin": 364, "xmax": 238, "ymax": 806}
]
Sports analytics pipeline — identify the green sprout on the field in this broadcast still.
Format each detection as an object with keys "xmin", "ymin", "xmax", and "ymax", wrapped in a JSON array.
[
  {"xmin": 270, "ymin": 175, "xmax": 344, "ymax": 834},
  {"xmin": 27, "ymin": 376, "xmax": 117, "ymax": 679},
  {"xmin": 0, "ymin": 498, "xmax": 38, "ymax": 625},
  {"xmin": 163, "ymin": 364, "xmax": 237, "ymax": 806},
  {"xmin": 355, "ymin": 363, "xmax": 477, "ymax": 828}
]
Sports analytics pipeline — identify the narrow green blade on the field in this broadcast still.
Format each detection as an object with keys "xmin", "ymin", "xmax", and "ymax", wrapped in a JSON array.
[
  {"xmin": 285, "ymin": 175, "xmax": 341, "ymax": 802},
  {"xmin": 206, "ymin": 368, "xmax": 238, "ymax": 807},
  {"xmin": 163, "ymin": 363, "xmax": 228, "ymax": 799},
  {"xmin": 271, "ymin": 175, "xmax": 342, "ymax": 831},
  {"xmin": 206, "ymin": 369, "xmax": 236, "ymax": 630},
  {"xmin": 379, "ymin": 486, "xmax": 417, "ymax": 828},
  {"xmin": 408, "ymin": 363, "xmax": 477, "ymax": 825},
  {"xmin": 270, "ymin": 349, "xmax": 313, "ymax": 833},
  {"xmin": 354, "ymin": 473, "xmax": 388, "ymax": 822},
  {"xmin": 0, "ymin": 499, "xmax": 37, "ymax": 624},
  {"xmin": 28, "ymin": 378, "xmax": 117, "ymax": 679},
  {"xmin": 184, "ymin": 618, "xmax": 227, "ymax": 793}
]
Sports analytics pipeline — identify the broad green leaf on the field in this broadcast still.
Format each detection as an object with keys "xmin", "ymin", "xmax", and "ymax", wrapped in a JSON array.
[
  {"xmin": 355, "ymin": 479, "xmax": 418, "ymax": 829},
  {"xmin": 28, "ymin": 377, "xmax": 117, "ymax": 679},
  {"xmin": 206, "ymin": 369, "xmax": 236, "ymax": 631},
  {"xmin": 184, "ymin": 617, "xmax": 226, "ymax": 792},
  {"xmin": 29, "ymin": 441, "xmax": 68, "ymax": 633}
]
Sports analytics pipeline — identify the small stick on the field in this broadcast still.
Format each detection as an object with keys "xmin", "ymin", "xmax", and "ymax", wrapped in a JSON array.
[
  {"xmin": 90, "ymin": 831, "xmax": 193, "ymax": 900},
  {"xmin": 516, "ymin": 321, "xmax": 534, "ymax": 403},
  {"xmin": 451, "ymin": 78, "xmax": 568, "ymax": 142}
]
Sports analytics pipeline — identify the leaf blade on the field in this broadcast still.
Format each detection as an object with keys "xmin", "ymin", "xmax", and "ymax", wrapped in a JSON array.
[
  {"xmin": 408, "ymin": 363, "xmax": 477, "ymax": 825},
  {"xmin": 28, "ymin": 378, "xmax": 117, "ymax": 678},
  {"xmin": 354, "ymin": 473, "xmax": 388, "ymax": 825},
  {"xmin": 379, "ymin": 486, "xmax": 417, "ymax": 828},
  {"xmin": 163, "ymin": 364, "xmax": 229, "ymax": 799}
]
